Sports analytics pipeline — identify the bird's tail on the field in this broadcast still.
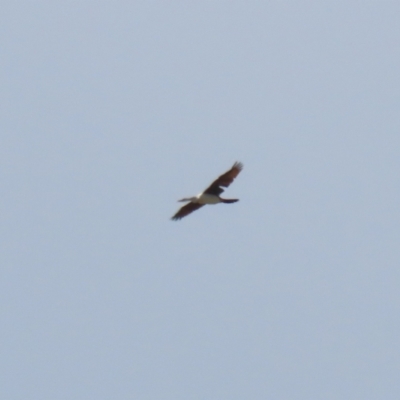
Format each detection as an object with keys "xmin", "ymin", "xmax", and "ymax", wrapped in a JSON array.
[{"xmin": 220, "ymin": 198, "xmax": 239, "ymax": 203}]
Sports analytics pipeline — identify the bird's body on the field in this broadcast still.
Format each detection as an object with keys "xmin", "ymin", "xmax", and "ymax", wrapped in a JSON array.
[
  {"xmin": 196, "ymin": 193, "xmax": 221, "ymax": 204},
  {"xmin": 171, "ymin": 162, "xmax": 243, "ymax": 220},
  {"xmin": 180, "ymin": 193, "xmax": 222, "ymax": 205}
]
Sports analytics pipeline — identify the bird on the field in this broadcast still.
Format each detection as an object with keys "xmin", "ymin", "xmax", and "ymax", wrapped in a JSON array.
[{"xmin": 171, "ymin": 161, "xmax": 243, "ymax": 220}]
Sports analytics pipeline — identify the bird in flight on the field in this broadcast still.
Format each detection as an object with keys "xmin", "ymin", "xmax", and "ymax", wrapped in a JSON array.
[{"xmin": 171, "ymin": 161, "xmax": 243, "ymax": 220}]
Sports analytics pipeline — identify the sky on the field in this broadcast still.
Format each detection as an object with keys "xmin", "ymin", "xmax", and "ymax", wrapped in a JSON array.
[{"xmin": 1, "ymin": 2, "xmax": 400, "ymax": 399}]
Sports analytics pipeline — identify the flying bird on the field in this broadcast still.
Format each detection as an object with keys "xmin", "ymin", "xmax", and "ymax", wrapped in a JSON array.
[{"xmin": 171, "ymin": 161, "xmax": 243, "ymax": 220}]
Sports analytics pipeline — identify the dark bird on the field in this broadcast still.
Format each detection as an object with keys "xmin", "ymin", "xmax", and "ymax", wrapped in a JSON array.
[{"xmin": 171, "ymin": 162, "xmax": 243, "ymax": 220}]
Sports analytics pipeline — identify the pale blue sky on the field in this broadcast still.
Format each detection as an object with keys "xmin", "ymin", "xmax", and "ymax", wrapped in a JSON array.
[{"xmin": 2, "ymin": 2, "xmax": 400, "ymax": 399}]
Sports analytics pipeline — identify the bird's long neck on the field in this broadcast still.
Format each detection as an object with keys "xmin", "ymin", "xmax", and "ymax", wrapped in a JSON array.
[{"xmin": 178, "ymin": 197, "xmax": 196, "ymax": 202}]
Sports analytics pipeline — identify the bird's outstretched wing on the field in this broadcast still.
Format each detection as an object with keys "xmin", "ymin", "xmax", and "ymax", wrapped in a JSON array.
[
  {"xmin": 203, "ymin": 162, "xmax": 243, "ymax": 195},
  {"xmin": 171, "ymin": 202, "xmax": 205, "ymax": 220}
]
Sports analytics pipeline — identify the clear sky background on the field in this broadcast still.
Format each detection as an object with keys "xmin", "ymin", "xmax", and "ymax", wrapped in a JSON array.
[{"xmin": 2, "ymin": 2, "xmax": 400, "ymax": 399}]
